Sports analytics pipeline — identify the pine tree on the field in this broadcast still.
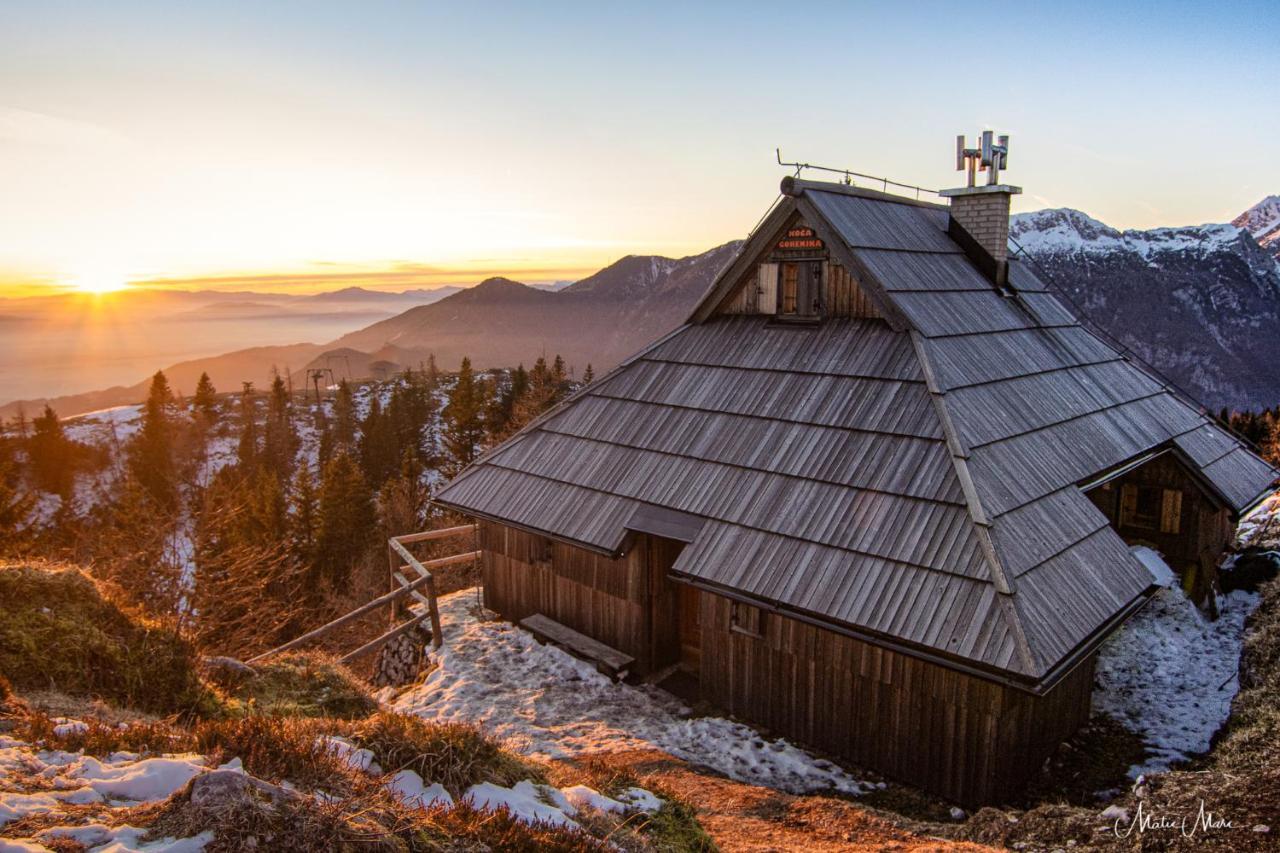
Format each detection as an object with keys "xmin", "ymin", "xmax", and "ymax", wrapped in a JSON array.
[
  {"xmin": 262, "ymin": 373, "xmax": 297, "ymax": 479},
  {"xmin": 30, "ymin": 405, "xmax": 74, "ymax": 498},
  {"xmin": 378, "ymin": 449, "xmax": 430, "ymax": 540},
  {"xmin": 193, "ymin": 372, "xmax": 219, "ymax": 423},
  {"xmin": 129, "ymin": 371, "xmax": 177, "ymax": 507},
  {"xmin": 237, "ymin": 382, "xmax": 259, "ymax": 470},
  {"xmin": 359, "ymin": 394, "xmax": 399, "ymax": 489},
  {"xmin": 582, "ymin": 363, "xmax": 595, "ymax": 384},
  {"xmin": 289, "ymin": 464, "xmax": 319, "ymax": 569},
  {"xmin": 0, "ymin": 461, "xmax": 34, "ymax": 554},
  {"xmin": 316, "ymin": 450, "xmax": 375, "ymax": 589},
  {"xmin": 443, "ymin": 357, "xmax": 486, "ymax": 470},
  {"xmin": 332, "ymin": 380, "xmax": 357, "ymax": 453},
  {"xmin": 509, "ymin": 356, "xmax": 561, "ymax": 433}
]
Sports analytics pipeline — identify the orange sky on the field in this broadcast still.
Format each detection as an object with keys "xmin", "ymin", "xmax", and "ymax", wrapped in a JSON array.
[{"xmin": 2, "ymin": 3, "xmax": 1276, "ymax": 300}]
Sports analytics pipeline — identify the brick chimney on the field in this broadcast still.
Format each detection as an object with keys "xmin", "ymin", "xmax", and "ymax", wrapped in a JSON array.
[{"xmin": 942, "ymin": 133, "xmax": 1021, "ymax": 287}]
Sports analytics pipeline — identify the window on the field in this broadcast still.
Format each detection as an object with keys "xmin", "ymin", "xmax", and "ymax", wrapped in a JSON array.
[
  {"xmin": 730, "ymin": 601, "xmax": 766, "ymax": 639},
  {"xmin": 1120, "ymin": 485, "xmax": 1183, "ymax": 534},
  {"xmin": 777, "ymin": 261, "xmax": 822, "ymax": 318}
]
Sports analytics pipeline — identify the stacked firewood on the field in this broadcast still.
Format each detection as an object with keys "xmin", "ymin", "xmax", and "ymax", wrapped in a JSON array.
[{"xmin": 371, "ymin": 625, "xmax": 430, "ymax": 687}]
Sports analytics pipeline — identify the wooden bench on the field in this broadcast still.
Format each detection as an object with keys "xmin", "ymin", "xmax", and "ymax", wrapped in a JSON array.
[{"xmin": 518, "ymin": 614, "xmax": 635, "ymax": 680}]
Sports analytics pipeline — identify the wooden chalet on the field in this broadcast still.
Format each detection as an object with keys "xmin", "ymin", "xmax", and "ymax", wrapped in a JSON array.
[{"xmin": 433, "ymin": 158, "xmax": 1279, "ymax": 805}]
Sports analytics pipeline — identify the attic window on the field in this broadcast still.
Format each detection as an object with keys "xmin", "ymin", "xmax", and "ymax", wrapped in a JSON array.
[{"xmin": 777, "ymin": 260, "xmax": 822, "ymax": 319}]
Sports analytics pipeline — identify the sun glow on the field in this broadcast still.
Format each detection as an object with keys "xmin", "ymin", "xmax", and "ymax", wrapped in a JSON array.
[{"xmin": 70, "ymin": 271, "xmax": 128, "ymax": 294}]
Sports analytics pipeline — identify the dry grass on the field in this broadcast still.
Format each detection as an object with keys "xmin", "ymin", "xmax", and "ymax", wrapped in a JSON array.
[
  {"xmin": 352, "ymin": 713, "xmax": 543, "ymax": 797},
  {"xmin": 6, "ymin": 709, "xmax": 710, "ymax": 851},
  {"xmin": 236, "ymin": 652, "xmax": 378, "ymax": 719},
  {"xmin": 0, "ymin": 562, "xmax": 221, "ymax": 718}
]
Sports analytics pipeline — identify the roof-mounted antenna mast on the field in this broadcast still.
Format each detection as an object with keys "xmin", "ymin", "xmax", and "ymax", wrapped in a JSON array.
[
  {"xmin": 775, "ymin": 149, "xmax": 940, "ymax": 200},
  {"xmin": 956, "ymin": 131, "xmax": 1009, "ymax": 187}
]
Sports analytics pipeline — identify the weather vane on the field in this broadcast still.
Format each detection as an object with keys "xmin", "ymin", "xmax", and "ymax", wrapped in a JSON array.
[{"xmin": 956, "ymin": 131, "xmax": 1009, "ymax": 187}]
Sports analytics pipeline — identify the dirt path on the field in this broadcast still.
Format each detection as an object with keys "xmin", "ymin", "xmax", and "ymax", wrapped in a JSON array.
[{"xmin": 575, "ymin": 750, "xmax": 992, "ymax": 852}]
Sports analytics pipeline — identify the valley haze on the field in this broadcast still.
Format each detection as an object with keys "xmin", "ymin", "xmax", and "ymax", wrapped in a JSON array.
[{"xmin": 3, "ymin": 194, "xmax": 1280, "ymax": 422}]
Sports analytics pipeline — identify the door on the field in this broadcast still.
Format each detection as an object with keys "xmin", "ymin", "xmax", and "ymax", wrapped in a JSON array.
[{"xmin": 678, "ymin": 584, "xmax": 702, "ymax": 674}]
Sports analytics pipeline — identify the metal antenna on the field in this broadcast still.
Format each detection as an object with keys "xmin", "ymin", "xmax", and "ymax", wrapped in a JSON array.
[
  {"xmin": 776, "ymin": 149, "xmax": 940, "ymax": 200},
  {"xmin": 956, "ymin": 131, "xmax": 1010, "ymax": 187}
]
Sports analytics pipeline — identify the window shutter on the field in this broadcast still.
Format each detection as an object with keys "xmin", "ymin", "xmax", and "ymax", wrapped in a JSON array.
[
  {"xmin": 1119, "ymin": 484, "xmax": 1138, "ymax": 526},
  {"xmin": 758, "ymin": 264, "xmax": 778, "ymax": 315},
  {"xmin": 1160, "ymin": 489, "xmax": 1183, "ymax": 534}
]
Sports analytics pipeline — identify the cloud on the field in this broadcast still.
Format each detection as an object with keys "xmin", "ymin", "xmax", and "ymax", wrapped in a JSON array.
[{"xmin": 131, "ymin": 261, "xmax": 599, "ymax": 293}]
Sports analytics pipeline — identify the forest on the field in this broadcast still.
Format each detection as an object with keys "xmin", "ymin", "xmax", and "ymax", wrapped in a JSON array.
[{"xmin": 0, "ymin": 353, "xmax": 591, "ymax": 660}]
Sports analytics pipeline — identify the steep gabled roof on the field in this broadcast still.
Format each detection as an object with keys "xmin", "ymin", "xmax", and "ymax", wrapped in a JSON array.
[{"xmin": 436, "ymin": 178, "xmax": 1279, "ymax": 685}]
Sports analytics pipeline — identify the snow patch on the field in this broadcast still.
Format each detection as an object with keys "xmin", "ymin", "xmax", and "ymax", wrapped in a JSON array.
[
  {"xmin": 1131, "ymin": 546, "xmax": 1177, "ymax": 587},
  {"xmin": 1093, "ymin": 561, "xmax": 1260, "ymax": 777},
  {"xmin": 464, "ymin": 780, "xmax": 578, "ymax": 828},
  {"xmin": 394, "ymin": 589, "xmax": 871, "ymax": 796},
  {"xmin": 316, "ymin": 736, "xmax": 381, "ymax": 775},
  {"xmin": 386, "ymin": 769, "xmax": 452, "ymax": 809}
]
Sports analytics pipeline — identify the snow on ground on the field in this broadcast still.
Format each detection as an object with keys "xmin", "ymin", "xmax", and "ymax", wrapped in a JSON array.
[
  {"xmin": 0, "ymin": 734, "xmax": 214, "ymax": 851},
  {"xmin": 394, "ymin": 590, "xmax": 873, "ymax": 796},
  {"xmin": 62, "ymin": 406, "xmax": 144, "ymax": 446},
  {"xmin": 465, "ymin": 780, "xmax": 579, "ymax": 828},
  {"xmin": 1092, "ymin": 547, "xmax": 1261, "ymax": 778},
  {"xmin": 386, "ymin": 770, "xmax": 452, "ymax": 809}
]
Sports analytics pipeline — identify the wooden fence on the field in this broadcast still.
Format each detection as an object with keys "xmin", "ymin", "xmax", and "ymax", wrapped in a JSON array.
[{"xmin": 248, "ymin": 524, "xmax": 478, "ymax": 665}]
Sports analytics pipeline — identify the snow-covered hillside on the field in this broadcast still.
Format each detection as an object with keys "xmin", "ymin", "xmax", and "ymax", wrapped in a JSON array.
[{"xmin": 1234, "ymin": 194, "xmax": 1280, "ymax": 259}]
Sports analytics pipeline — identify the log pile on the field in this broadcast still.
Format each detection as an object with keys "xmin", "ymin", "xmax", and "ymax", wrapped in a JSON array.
[{"xmin": 371, "ymin": 623, "xmax": 431, "ymax": 687}]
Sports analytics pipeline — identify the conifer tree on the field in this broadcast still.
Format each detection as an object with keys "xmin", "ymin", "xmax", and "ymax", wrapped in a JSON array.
[
  {"xmin": 509, "ymin": 356, "xmax": 562, "ymax": 433},
  {"xmin": 289, "ymin": 464, "xmax": 319, "ymax": 569},
  {"xmin": 378, "ymin": 449, "xmax": 430, "ymax": 539},
  {"xmin": 316, "ymin": 450, "xmax": 375, "ymax": 589},
  {"xmin": 237, "ymin": 382, "xmax": 259, "ymax": 469},
  {"xmin": 0, "ymin": 461, "xmax": 34, "ymax": 553},
  {"xmin": 359, "ymin": 394, "xmax": 399, "ymax": 489},
  {"xmin": 193, "ymin": 372, "xmax": 218, "ymax": 422},
  {"xmin": 332, "ymin": 380, "xmax": 357, "ymax": 453},
  {"xmin": 443, "ymin": 357, "xmax": 485, "ymax": 470},
  {"xmin": 582, "ymin": 363, "xmax": 595, "ymax": 384},
  {"xmin": 130, "ymin": 371, "xmax": 177, "ymax": 507},
  {"xmin": 262, "ymin": 373, "xmax": 297, "ymax": 479},
  {"xmin": 29, "ymin": 405, "xmax": 73, "ymax": 498}
]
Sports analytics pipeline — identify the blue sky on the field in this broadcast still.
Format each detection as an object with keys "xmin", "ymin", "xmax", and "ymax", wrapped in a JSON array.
[{"xmin": 1, "ymin": 0, "xmax": 1276, "ymax": 292}]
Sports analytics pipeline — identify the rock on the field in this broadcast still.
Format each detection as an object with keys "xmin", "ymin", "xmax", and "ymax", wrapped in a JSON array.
[
  {"xmin": 1100, "ymin": 804, "xmax": 1128, "ymax": 823},
  {"xmin": 949, "ymin": 806, "xmax": 966, "ymax": 821},
  {"xmin": 189, "ymin": 769, "xmax": 296, "ymax": 811},
  {"xmin": 201, "ymin": 656, "xmax": 257, "ymax": 689},
  {"xmin": 1254, "ymin": 825, "xmax": 1271, "ymax": 833}
]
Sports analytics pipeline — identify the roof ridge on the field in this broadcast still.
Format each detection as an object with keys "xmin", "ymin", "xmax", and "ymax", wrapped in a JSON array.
[{"xmin": 908, "ymin": 330, "xmax": 1039, "ymax": 676}]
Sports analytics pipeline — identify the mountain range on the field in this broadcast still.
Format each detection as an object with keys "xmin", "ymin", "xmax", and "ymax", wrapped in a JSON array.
[{"xmin": 4, "ymin": 197, "xmax": 1278, "ymax": 421}]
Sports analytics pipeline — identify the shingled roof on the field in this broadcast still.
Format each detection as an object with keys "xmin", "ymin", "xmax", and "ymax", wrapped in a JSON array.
[{"xmin": 436, "ymin": 177, "xmax": 1279, "ymax": 685}]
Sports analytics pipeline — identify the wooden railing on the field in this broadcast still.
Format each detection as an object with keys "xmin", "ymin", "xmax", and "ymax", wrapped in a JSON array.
[
  {"xmin": 386, "ymin": 523, "xmax": 479, "ymax": 651},
  {"xmin": 247, "ymin": 523, "xmax": 478, "ymax": 665}
]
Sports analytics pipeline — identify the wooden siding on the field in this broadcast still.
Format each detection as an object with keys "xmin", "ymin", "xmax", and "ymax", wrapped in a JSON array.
[
  {"xmin": 478, "ymin": 520, "xmax": 680, "ymax": 674},
  {"xmin": 696, "ymin": 590, "xmax": 1094, "ymax": 806},
  {"xmin": 1087, "ymin": 453, "xmax": 1234, "ymax": 601}
]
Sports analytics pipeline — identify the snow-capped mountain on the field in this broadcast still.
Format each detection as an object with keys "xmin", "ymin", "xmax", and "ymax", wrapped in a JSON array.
[
  {"xmin": 1010, "ymin": 206, "xmax": 1280, "ymax": 410},
  {"xmin": 1234, "ymin": 195, "xmax": 1280, "ymax": 261}
]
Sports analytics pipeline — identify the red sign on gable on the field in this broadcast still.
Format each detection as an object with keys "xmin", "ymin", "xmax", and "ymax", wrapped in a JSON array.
[{"xmin": 776, "ymin": 226, "xmax": 824, "ymax": 251}]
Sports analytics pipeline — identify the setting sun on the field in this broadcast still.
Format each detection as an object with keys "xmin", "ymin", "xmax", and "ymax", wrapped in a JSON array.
[{"xmin": 70, "ymin": 271, "xmax": 127, "ymax": 294}]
